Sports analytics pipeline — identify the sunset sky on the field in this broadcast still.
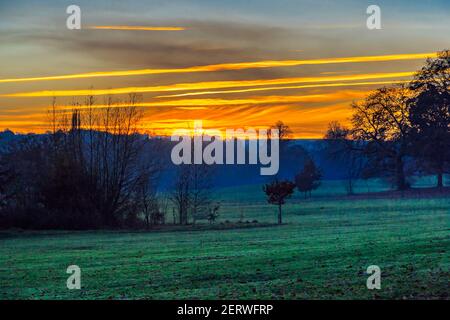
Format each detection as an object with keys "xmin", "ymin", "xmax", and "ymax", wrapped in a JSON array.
[{"xmin": 1, "ymin": 0, "xmax": 449, "ymax": 138}]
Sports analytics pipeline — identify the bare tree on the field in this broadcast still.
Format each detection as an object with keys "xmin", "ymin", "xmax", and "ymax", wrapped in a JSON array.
[
  {"xmin": 190, "ymin": 164, "xmax": 214, "ymax": 224},
  {"xmin": 351, "ymin": 86, "xmax": 413, "ymax": 190},
  {"xmin": 324, "ymin": 121, "xmax": 365, "ymax": 195},
  {"xmin": 270, "ymin": 120, "xmax": 293, "ymax": 140},
  {"xmin": 135, "ymin": 163, "xmax": 161, "ymax": 228},
  {"xmin": 0, "ymin": 92, "xmax": 163, "ymax": 229},
  {"xmin": 46, "ymin": 93, "xmax": 151, "ymax": 227},
  {"xmin": 170, "ymin": 162, "xmax": 215, "ymax": 225},
  {"xmin": 206, "ymin": 203, "xmax": 220, "ymax": 224},
  {"xmin": 170, "ymin": 165, "xmax": 191, "ymax": 225},
  {"xmin": 411, "ymin": 50, "xmax": 450, "ymax": 94}
]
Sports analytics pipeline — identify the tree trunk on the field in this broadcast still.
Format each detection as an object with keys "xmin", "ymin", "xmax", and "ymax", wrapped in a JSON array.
[
  {"xmin": 182, "ymin": 207, "xmax": 188, "ymax": 225},
  {"xmin": 396, "ymin": 156, "xmax": 408, "ymax": 191},
  {"xmin": 437, "ymin": 172, "xmax": 443, "ymax": 188},
  {"xmin": 278, "ymin": 204, "xmax": 282, "ymax": 224},
  {"xmin": 347, "ymin": 178, "xmax": 354, "ymax": 195}
]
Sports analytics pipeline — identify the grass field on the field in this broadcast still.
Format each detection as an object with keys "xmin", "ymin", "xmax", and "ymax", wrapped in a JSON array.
[{"xmin": 0, "ymin": 180, "xmax": 449, "ymax": 300}]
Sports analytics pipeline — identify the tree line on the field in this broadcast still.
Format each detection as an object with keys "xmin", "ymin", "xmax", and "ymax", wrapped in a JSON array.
[
  {"xmin": 263, "ymin": 50, "xmax": 449, "ymax": 224},
  {"xmin": 0, "ymin": 94, "xmax": 167, "ymax": 229},
  {"xmin": 325, "ymin": 50, "xmax": 449, "ymax": 191},
  {"xmin": 0, "ymin": 92, "xmax": 226, "ymax": 229}
]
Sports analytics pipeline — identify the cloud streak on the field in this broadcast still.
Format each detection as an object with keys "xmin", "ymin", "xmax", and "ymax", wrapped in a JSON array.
[
  {"xmin": 0, "ymin": 53, "xmax": 433, "ymax": 84},
  {"xmin": 55, "ymin": 91, "xmax": 366, "ymax": 110},
  {"xmin": 87, "ymin": 26, "xmax": 187, "ymax": 31},
  {"xmin": 2, "ymin": 71, "xmax": 415, "ymax": 97},
  {"xmin": 156, "ymin": 80, "xmax": 410, "ymax": 98}
]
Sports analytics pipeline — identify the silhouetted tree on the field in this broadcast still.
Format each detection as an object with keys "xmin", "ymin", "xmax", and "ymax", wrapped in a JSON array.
[
  {"xmin": 409, "ymin": 50, "xmax": 450, "ymax": 188},
  {"xmin": 170, "ymin": 165, "xmax": 191, "ymax": 225},
  {"xmin": 324, "ymin": 121, "xmax": 365, "ymax": 195},
  {"xmin": 190, "ymin": 164, "xmax": 214, "ymax": 223},
  {"xmin": 0, "ymin": 153, "xmax": 16, "ymax": 210},
  {"xmin": 270, "ymin": 120, "xmax": 292, "ymax": 156},
  {"xmin": 206, "ymin": 203, "xmax": 220, "ymax": 224},
  {"xmin": 170, "ymin": 130, "xmax": 215, "ymax": 225},
  {"xmin": 408, "ymin": 85, "xmax": 450, "ymax": 187},
  {"xmin": 410, "ymin": 50, "xmax": 450, "ymax": 94},
  {"xmin": 53, "ymin": 95, "xmax": 149, "ymax": 227},
  {"xmin": 295, "ymin": 158, "xmax": 322, "ymax": 198},
  {"xmin": 171, "ymin": 163, "xmax": 214, "ymax": 225},
  {"xmin": 271, "ymin": 121, "xmax": 293, "ymax": 140},
  {"xmin": 135, "ymin": 165, "xmax": 160, "ymax": 228},
  {"xmin": 351, "ymin": 86, "xmax": 412, "ymax": 190},
  {"xmin": 0, "ymin": 135, "xmax": 59, "ymax": 228},
  {"xmin": 263, "ymin": 180, "xmax": 295, "ymax": 224},
  {"xmin": 268, "ymin": 121, "xmax": 305, "ymax": 179},
  {"xmin": 0, "ymin": 94, "xmax": 160, "ymax": 229}
]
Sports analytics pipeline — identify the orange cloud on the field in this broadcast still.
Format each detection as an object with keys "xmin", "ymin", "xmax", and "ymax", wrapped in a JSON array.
[
  {"xmin": 87, "ymin": 26, "xmax": 186, "ymax": 31},
  {"xmin": 157, "ymin": 80, "xmax": 410, "ymax": 98},
  {"xmin": 54, "ymin": 91, "xmax": 366, "ymax": 110},
  {"xmin": 2, "ymin": 72, "xmax": 414, "ymax": 98},
  {"xmin": 0, "ymin": 53, "xmax": 434, "ymax": 84},
  {"xmin": 0, "ymin": 90, "xmax": 366, "ymax": 136}
]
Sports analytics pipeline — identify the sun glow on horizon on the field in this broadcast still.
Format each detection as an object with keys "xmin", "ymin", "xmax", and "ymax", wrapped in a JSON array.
[{"xmin": 0, "ymin": 44, "xmax": 438, "ymax": 138}]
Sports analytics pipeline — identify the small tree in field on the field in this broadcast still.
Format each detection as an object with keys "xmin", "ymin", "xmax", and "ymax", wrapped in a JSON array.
[
  {"xmin": 295, "ymin": 158, "xmax": 322, "ymax": 198},
  {"xmin": 263, "ymin": 180, "xmax": 295, "ymax": 224},
  {"xmin": 206, "ymin": 203, "xmax": 220, "ymax": 224}
]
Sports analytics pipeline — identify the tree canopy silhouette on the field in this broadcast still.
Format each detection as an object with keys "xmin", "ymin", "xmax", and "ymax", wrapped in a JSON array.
[
  {"xmin": 351, "ymin": 86, "xmax": 412, "ymax": 190},
  {"xmin": 295, "ymin": 158, "xmax": 322, "ymax": 198},
  {"xmin": 408, "ymin": 50, "xmax": 450, "ymax": 187},
  {"xmin": 408, "ymin": 85, "xmax": 450, "ymax": 187},
  {"xmin": 263, "ymin": 180, "xmax": 295, "ymax": 224}
]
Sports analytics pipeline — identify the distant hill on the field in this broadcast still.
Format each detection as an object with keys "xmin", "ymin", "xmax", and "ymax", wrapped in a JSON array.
[{"xmin": 0, "ymin": 130, "xmax": 349, "ymax": 189}]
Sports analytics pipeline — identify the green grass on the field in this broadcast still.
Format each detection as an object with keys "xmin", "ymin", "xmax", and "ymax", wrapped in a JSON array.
[{"xmin": 0, "ymin": 181, "xmax": 449, "ymax": 299}]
